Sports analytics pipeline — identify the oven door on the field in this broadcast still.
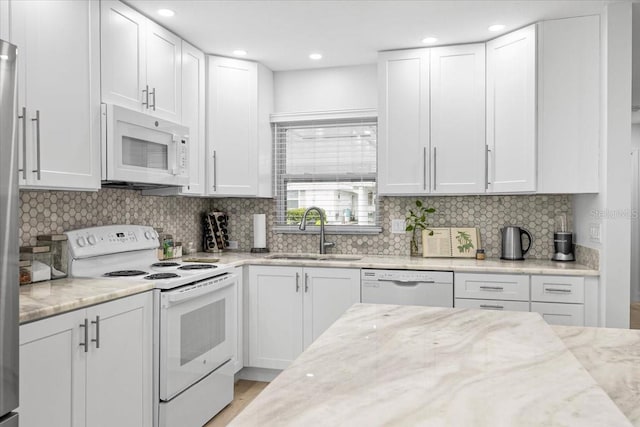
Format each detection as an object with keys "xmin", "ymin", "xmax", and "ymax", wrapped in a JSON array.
[
  {"xmin": 102, "ymin": 103, "xmax": 189, "ymax": 186},
  {"xmin": 159, "ymin": 273, "xmax": 236, "ymax": 401}
]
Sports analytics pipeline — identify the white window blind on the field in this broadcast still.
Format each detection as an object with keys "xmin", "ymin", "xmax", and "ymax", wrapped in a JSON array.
[{"xmin": 273, "ymin": 118, "xmax": 380, "ymax": 233}]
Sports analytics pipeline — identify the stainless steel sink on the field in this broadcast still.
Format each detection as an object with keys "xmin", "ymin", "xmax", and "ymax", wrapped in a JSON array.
[{"xmin": 265, "ymin": 254, "xmax": 362, "ymax": 261}]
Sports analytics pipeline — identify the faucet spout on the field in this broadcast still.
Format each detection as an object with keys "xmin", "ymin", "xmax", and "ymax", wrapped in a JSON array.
[{"xmin": 299, "ymin": 206, "xmax": 334, "ymax": 254}]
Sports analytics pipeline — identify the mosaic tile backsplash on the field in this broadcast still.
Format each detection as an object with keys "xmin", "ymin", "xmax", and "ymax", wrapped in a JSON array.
[{"xmin": 20, "ymin": 189, "xmax": 573, "ymax": 261}]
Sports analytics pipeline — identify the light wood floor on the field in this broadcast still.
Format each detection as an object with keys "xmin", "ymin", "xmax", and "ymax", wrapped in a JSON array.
[
  {"xmin": 204, "ymin": 380, "xmax": 269, "ymax": 427},
  {"xmin": 632, "ymin": 303, "xmax": 640, "ymax": 330}
]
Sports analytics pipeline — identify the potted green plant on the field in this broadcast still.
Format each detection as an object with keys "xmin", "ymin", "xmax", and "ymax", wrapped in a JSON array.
[{"xmin": 405, "ymin": 200, "xmax": 435, "ymax": 256}]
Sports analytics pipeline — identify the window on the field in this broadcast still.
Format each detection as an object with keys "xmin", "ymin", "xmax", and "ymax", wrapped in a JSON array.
[{"xmin": 273, "ymin": 117, "xmax": 379, "ymax": 233}]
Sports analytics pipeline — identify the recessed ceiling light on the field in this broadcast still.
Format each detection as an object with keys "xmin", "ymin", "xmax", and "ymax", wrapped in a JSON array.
[
  {"xmin": 309, "ymin": 53, "xmax": 323, "ymax": 60},
  {"xmin": 488, "ymin": 24, "xmax": 506, "ymax": 32},
  {"xmin": 157, "ymin": 9, "xmax": 175, "ymax": 17},
  {"xmin": 233, "ymin": 50, "xmax": 248, "ymax": 56},
  {"xmin": 422, "ymin": 37, "xmax": 438, "ymax": 44}
]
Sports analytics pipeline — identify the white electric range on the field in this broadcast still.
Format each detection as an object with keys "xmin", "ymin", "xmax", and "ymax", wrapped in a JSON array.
[{"xmin": 65, "ymin": 225, "xmax": 236, "ymax": 427}]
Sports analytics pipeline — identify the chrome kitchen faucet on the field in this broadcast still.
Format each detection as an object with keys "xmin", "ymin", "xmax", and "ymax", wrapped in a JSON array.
[{"xmin": 299, "ymin": 206, "xmax": 335, "ymax": 254}]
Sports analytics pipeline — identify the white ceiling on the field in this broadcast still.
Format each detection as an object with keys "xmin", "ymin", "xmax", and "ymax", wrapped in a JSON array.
[{"xmin": 128, "ymin": 0, "xmax": 616, "ymax": 71}]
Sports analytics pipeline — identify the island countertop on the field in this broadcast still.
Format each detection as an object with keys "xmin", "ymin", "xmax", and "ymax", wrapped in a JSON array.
[{"xmin": 230, "ymin": 304, "xmax": 630, "ymax": 426}]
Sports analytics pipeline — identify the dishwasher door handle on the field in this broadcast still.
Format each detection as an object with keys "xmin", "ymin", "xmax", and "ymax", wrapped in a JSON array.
[{"xmin": 377, "ymin": 278, "xmax": 436, "ymax": 285}]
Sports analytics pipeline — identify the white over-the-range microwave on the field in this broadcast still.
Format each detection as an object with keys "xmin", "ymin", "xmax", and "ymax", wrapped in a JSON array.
[{"xmin": 101, "ymin": 103, "xmax": 189, "ymax": 187}]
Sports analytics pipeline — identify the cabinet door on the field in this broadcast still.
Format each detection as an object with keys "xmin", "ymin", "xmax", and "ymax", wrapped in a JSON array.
[
  {"xmin": 207, "ymin": 56, "xmax": 258, "ymax": 196},
  {"xmin": 248, "ymin": 266, "xmax": 303, "ymax": 369},
  {"xmin": 486, "ymin": 24, "xmax": 537, "ymax": 193},
  {"xmin": 537, "ymin": 16, "xmax": 600, "ymax": 193},
  {"xmin": 430, "ymin": 44, "xmax": 486, "ymax": 194},
  {"xmin": 146, "ymin": 21, "xmax": 181, "ymax": 122},
  {"xmin": 303, "ymin": 268, "xmax": 361, "ymax": 348},
  {"xmin": 180, "ymin": 40, "xmax": 206, "ymax": 195},
  {"xmin": 100, "ymin": 0, "xmax": 146, "ymax": 112},
  {"xmin": 19, "ymin": 309, "xmax": 86, "ymax": 427},
  {"xmin": 12, "ymin": 0, "xmax": 100, "ymax": 190},
  {"xmin": 85, "ymin": 292, "xmax": 153, "ymax": 427},
  {"xmin": 378, "ymin": 49, "xmax": 430, "ymax": 195}
]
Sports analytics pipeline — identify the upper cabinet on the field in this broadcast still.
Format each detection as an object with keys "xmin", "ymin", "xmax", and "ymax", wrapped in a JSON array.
[
  {"xmin": 10, "ymin": 0, "xmax": 101, "ymax": 191},
  {"xmin": 537, "ymin": 16, "xmax": 600, "ymax": 194},
  {"xmin": 206, "ymin": 56, "xmax": 273, "ymax": 197},
  {"xmin": 378, "ymin": 49, "xmax": 430, "ymax": 195},
  {"xmin": 101, "ymin": 0, "xmax": 182, "ymax": 123},
  {"xmin": 486, "ymin": 24, "xmax": 537, "ymax": 193},
  {"xmin": 430, "ymin": 44, "xmax": 486, "ymax": 194}
]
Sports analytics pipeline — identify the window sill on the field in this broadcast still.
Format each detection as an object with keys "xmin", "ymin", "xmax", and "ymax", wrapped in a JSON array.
[{"xmin": 274, "ymin": 225, "xmax": 382, "ymax": 235}]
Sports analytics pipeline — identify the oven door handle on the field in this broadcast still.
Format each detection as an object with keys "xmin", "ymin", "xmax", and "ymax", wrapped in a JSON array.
[{"xmin": 162, "ymin": 274, "xmax": 237, "ymax": 307}]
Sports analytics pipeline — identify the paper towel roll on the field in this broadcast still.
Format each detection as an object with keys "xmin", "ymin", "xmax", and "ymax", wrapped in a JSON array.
[{"xmin": 253, "ymin": 214, "xmax": 267, "ymax": 249}]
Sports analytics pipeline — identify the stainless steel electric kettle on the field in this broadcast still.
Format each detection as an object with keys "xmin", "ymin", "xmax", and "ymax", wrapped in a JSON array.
[{"xmin": 500, "ymin": 226, "xmax": 533, "ymax": 260}]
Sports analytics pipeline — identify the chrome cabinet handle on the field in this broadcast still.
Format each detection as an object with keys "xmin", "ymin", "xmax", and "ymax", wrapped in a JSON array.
[
  {"xmin": 545, "ymin": 288, "xmax": 572, "ymax": 293},
  {"xmin": 31, "ymin": 110, "xmax": 41, "ymax": 180},
  {"xmin": 480, "ymin": 304, "xmax": 504, "ymax": 310},
  {"xmin": 142, "ymin": 85, "xmax": 149, "ymax": 108},
  {"xmin": 304, "ymin": 273, "xmax": 309, "ymax": 293},
  {"xmin": 423, "ymin": 146, "xmax": 427, "ymax": 190},
  {"xmin": 150, "ymin": 87, "xmax": 156, "ymax": 111},
  {"xmin": 91, "ymin": 316, "xmax": 100, "ymax": 349},
  {"xmin": 479, "ymin": 285, "xmax": 504, "ymax": 291},
  {"xmin": 212, "ymin": 150, "xmax": 217, "ymax": 191},
  {"xmin": 485, "ymin": 145, "xmax": 490, "ymax": 189},
  {"xmin": 79, "ymin": 318, "xmax": 89, "ymax": 352},
  {"xmin": 433, "ymin": 146, "xmax": 437, "ymax": 191},
  {"xmin": 17, "ymin": 107, "xmax": 26, "ymax": 179},
  {"xmin": 295, "ymin": 272, "xmax": 300, "ymax": 292}
]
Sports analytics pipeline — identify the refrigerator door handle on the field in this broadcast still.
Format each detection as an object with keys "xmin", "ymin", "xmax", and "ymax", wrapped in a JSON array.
[{"xmin": 17, "ymin": 107, "xmax": 26, "ymax": 179}]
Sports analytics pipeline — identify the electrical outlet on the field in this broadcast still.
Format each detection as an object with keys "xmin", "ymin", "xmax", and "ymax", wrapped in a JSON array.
[
  {"xmin": 391, "ymin": 219, "xmax": 406, "ymax": 234},
  {"xmin": 228, "ymin": 240, "xmax": 239, "ymax": 249},
  {"xmin": 589, "ymin": 223, "xmax": 601, "ymax": 243}
]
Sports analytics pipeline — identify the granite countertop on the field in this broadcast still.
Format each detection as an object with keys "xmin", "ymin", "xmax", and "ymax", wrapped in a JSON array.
[
  {"xmin": 553, "ymin": 325, "xmax": 640, "ymax": 425},
  {"xmin": 230, "ymin": 304, "xmax": 632, "ymax": 426},
  {"xmin": 19, "ymin": 278, "xmax": 154, "ymax": 324},
  {"xmin": 18, "ymin": 251, "xmax": 598, "ymax": 324},
  {"xmin": 194, "ymin": 251, "xmax": 600, "ymax": 276}
]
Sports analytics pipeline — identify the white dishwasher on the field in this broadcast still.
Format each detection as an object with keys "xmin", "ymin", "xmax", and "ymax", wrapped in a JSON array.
[{"xmin": 361, "ymin": 269, "xmax": 453, "ymax": 307}]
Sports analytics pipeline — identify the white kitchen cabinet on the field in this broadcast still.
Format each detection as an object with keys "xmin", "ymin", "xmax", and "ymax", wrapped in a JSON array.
[
  {"xmin": 143, "ymin": 40, "xmax": 206, "ymax": 198},
  {"xmin": 377, "ymin": 49, "xmax": 430, "ymax": 195},
  {"xmin": 537, "ymin": 15, "xmax": 600, "ymax": 193},
  {"xmin": 430, "ymin": 44, "xmax": 486, "ymax": 194},
  {"xmin": 19, "ymin": 292, "xmax": 153, "ymax": 427},
  {"xmin": 0, "ymin": 0, "xmax": 8, "ymax": 40},
  {"xmin": 486, "ymin": 24, "xmax": 537, "ymax": 193},
  {"xmin": 302, "ymin": 267, "xmax": 361, "ymax": 347},
  {"xmin": 207, "ymin": 56, "xmax": 273, "ymax": 197},
  {"xmin": 455, "ymin": 272, "xmax": 598, "ymax": 327},
  {"xmin": 248, "ymin": 266, "xmax": 360, "ymax": 370},
  {"xmin": 101, "ymin": 0, "xmax": 182, "ymax": 122},
  {"xmin": 10, "ymin": 0, "xmax": 100, "ymax": 191}
]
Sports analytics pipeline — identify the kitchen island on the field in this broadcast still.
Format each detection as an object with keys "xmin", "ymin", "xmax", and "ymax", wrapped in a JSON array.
[{"xmin": 229, "ymin": 304, "xmax": 631, "ymax": 426}]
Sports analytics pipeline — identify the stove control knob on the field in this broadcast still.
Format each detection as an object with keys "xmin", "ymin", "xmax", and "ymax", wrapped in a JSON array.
[
  {"xmin": 87, "ymin": 235, "xmax": 97, "ymax": 245},
  {"xmin": 77, "ymin": 236, "xmax": 87, "ymax": 247},
  {"xmin": 144, "ymin": 231, "xmax": 152, "ymax": 240}
]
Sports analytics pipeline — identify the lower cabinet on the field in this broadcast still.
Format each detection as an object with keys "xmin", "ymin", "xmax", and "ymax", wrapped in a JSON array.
[
  {"xmin": 248, "ymin": 266, "xmax": 360, "ymax": 370},
  {"xmin": 454, "ymin": 273, "xmax": 597, "ymax": 326},
  {"xmin": 19, "ymin": 292, "xmax": 153, "ymax": 427}
]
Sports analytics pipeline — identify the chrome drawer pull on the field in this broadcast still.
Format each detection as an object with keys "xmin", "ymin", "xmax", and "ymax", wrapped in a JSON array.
[
  {"xmin": 479, "ymin": 304, "xmax": 504, "ymax": 310},
  {"xmin": 479, "ymin": 285, "xmax": 504, "ymax": 291},
  {"xmin": 79, "ymin": 318, "xmax": 89, "ymax": 352},
  {"xmin": 545, "ymin": 288, "xmax": 572, "ymax": 293}
]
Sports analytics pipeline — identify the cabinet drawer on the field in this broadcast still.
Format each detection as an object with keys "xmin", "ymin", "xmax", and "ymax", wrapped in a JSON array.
[
  {"xmin": 531, "ymin": 302, "xmax": 584, "ymax": 326},
  {"xmin": 531, "ymin": 276, "xmax": 584, "ymax": 303},
  {"xmin": 454, "ymin": 273, "xmax": 529, "ymax": 301},
  {"xmin": 455, "ymin": 298, "xmax": 530, "ymax": 312}
]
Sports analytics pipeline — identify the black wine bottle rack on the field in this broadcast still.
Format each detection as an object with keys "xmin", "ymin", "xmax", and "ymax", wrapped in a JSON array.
[{"xmin": 203, "ymin": 211, "xmax": 229, "ymax": 252}]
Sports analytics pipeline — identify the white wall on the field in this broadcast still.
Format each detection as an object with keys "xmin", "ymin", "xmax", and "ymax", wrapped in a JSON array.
[
  {"xmin": 573, "ymin": 2, "xmax": 633, "ymax": 327},
  {"xmin": 274, "ymin": 64, "xmax": 377, "ymax": 113}
]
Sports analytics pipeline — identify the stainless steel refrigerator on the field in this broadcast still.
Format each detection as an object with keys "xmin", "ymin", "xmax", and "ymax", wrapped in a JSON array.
[{"xmin": 0, "ymin": 38, "xmax": 19, "ymax": 427}]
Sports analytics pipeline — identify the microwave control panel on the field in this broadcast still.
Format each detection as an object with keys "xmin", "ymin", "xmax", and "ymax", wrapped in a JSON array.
[{"xmin": 175, "ymin": 136, "xmax": 188, "ymax": 177}]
